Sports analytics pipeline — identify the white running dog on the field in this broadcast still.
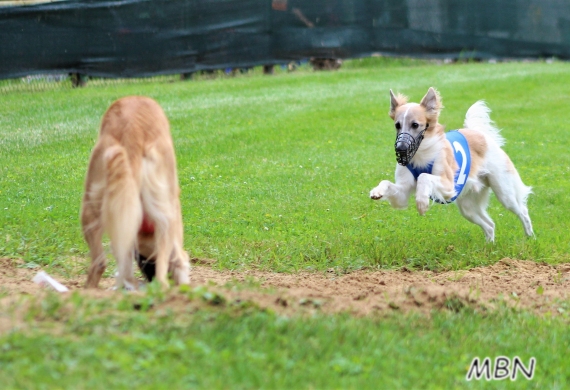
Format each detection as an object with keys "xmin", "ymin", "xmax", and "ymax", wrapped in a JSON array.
[{"xmin": 369, "ymin": 87, "xmax": 534, "ymax": 242}]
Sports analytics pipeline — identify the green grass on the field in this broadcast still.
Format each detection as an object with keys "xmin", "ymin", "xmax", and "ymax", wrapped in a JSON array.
[
  {"xmin": 1, "ymin": 59, "xmax": 569, "ymax": 273},
  {"xmin": 0, "ymin": 289, "xmax": 568, "ymax": 389},
  {"xmin": 1, "ymin": 58, "xmax": 570, "ymax": 388}
]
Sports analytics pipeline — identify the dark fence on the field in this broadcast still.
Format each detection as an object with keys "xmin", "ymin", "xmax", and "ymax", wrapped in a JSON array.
[{"xmin": 2, "ymin": 0, "xmax": 570, "ymax": 79}]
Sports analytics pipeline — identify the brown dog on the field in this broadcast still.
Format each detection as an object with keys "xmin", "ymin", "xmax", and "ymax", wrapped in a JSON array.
[{"xmin": 81, "ymin": 96, "xmax": 190, "ymax": 289}]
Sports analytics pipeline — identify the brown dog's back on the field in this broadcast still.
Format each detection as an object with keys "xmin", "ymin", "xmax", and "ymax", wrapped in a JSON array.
[{"xmin": 99, "ymin": 97, "xmax": 174, "ymax": 180}]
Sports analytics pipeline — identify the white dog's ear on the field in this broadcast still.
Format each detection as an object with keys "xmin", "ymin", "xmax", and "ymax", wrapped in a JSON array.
[
  {"xmin": 389, "ymin": 89, "xmax": 407, "ymax": 119},
  {"xmin": 420, "ymin": 87, "xmax": 443, "ymax": 120}
]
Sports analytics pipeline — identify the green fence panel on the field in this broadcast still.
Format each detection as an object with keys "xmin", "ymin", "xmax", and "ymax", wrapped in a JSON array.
[{"xmin": 1, "ymin": 0, "xmax": 570, "ymax": 79}]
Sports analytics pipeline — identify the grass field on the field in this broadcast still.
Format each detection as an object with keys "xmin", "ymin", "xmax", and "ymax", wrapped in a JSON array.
[
  {"xmin": 1, "ymin": 59, "xmax": 570, "ymax": 388},
  {"xmin": 1, "ymin": 290, "xmax": 569, "ymax": 389},
  {"xmin": 2, "ymin": 59, "xmax": 570, "ymax": 273}
]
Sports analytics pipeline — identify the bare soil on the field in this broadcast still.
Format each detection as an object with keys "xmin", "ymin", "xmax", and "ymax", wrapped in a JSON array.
[{"xmin": 1, "ymin": 257, "xmax": 570, "ymax": 317}]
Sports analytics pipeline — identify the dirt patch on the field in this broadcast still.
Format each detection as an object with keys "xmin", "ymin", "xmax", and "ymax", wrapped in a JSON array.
[
  {"xmin": 1, "ymin": 257, "xmax": 569, "ymax": 317},
  {"xmin": 191, "ymin": 258, "xmax": 570, "ymax": 316},
  {"xmin": 0, "ymin": 258, "xmax": 114, "ymax": 295}
]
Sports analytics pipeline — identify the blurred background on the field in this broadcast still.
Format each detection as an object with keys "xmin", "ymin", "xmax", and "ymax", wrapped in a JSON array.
[{"xmin": 1, "ymin": 0, "xmax": 570, "ymax": 87}]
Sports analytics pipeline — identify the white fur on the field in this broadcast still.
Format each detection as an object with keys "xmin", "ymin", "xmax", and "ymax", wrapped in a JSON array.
[
  {"xmin": 464, "ymin": 100, "xmax": 505, "ymax": 147},
  {"xmin": 370, "ymin": 93, "xmax": 534, "ymax": 242},
  {"xmin": 402, "ymin": 104, "xmax": 418, "ymax": 126},
  {"xmin": 411, "ymin": 132, "xmax": 444, "ymax": 169}
]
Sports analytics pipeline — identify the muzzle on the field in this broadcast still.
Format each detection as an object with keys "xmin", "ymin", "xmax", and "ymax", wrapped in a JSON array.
[{"xmin": 394, "ymin": 124, "xmax": 429, "ymax": 166}]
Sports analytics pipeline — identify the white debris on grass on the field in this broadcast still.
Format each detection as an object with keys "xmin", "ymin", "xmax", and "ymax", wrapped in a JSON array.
[{"xmin": 32, "ymin": 271, "xmax": 69, "ymax": 293}]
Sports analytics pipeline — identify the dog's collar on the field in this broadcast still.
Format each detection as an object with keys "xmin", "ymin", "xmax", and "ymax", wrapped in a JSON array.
[{"xmin": 406, "ymin": 130, "xmax": 471, "ymax": 204}]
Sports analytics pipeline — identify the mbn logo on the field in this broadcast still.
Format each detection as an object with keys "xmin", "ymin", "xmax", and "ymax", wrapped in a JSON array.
[{"xmin": 466, "ymin": 356, "xmax": 536, "ymax": 381}]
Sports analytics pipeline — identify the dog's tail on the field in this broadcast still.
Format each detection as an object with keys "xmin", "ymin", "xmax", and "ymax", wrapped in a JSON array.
[
  {"xmin": 101, "ymin": 144, "xmax": 142, "ymax": 285},
  {"xmin": 464, "ymin": 100, "xmax": 505, "ymax": 147}
]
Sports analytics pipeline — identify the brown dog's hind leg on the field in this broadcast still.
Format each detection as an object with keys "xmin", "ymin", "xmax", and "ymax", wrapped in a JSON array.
[
  {"xmin": 150, "ymin": 221, "xmax": 171, "ymax": 289},
  {"xmin": 170, "ymin": 246, "xmax": 190, "ymax": 286},
  {"xmin": 83, "ymin": 213, "xmax": 107, "ymax": 288},
  {"xmin": 82, "ymin": 145, "xmax": 108, "ymax": 289},
  {"xmin": 170, "ymin": 204, "xmax": 190, "ymax": 286},
  {"xmin": 86, "ymin": 239, "xmax": 107, "ymax": 288},
  {"xmin": 154, "ymin": 246, "xmax": 170, "ymax": 289}
]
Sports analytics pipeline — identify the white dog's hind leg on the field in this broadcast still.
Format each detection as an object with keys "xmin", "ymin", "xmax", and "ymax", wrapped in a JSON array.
[
  {"xmin": 456, "ymin": 187, "xmax": 495, "ymax": 242},
  {"xmin": 489, "ymin": 171, "xmax": 534, "ymax": 237}
]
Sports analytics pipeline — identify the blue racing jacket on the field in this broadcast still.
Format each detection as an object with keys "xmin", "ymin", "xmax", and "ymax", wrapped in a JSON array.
[{"xmin": 405, "ymin": 130, "xmax": 471, "ymax": 204}]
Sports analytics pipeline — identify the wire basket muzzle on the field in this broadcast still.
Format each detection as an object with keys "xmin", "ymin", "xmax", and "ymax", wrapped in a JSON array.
[{"xmin": 394, "ymin": 131, "xmax": 425, "ymax": 166}]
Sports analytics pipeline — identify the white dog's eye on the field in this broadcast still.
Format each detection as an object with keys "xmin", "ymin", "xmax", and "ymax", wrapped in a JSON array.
[
  {"xmin": 411, "ymin": 122, "xmax": 419, "ymax": 129},
  {"xmin": 395, "ymin": 122, "xmax": 401, "ymax": 130}
]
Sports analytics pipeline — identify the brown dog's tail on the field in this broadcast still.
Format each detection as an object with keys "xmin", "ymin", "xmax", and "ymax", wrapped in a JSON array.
[{"xmin": 101, "ymin": 144, "xmax": 142, "ymax": 288}]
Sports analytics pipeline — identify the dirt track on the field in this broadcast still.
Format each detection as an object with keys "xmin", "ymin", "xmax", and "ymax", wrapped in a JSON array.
[{"xmin": 1, "ymin": 257, "xmax": 570, "ymax": 316}]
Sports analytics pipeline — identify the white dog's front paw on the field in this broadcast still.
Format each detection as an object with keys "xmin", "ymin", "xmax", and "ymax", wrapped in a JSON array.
[
  {"xmin": 370, "ymin": 181, "xmax": 390, "ymax": 200},
  {"xmin": 370, "ymin": 188, "xmax": 383, "ymax": 200},
  {"xmin": 416, "ymin": 197, "xmax": 429, "ymax": 216}
]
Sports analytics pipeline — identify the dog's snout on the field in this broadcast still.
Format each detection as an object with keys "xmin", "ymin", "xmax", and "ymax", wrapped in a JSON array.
[{"xmin": 395, "ymin": 142, "xmax": 408, "ymax": 152}]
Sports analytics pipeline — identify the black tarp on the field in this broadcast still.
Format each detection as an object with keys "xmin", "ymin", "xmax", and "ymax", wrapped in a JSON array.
[{"xmin": 2, "ymin": 0, "xmax": 570, "ymax": 79}]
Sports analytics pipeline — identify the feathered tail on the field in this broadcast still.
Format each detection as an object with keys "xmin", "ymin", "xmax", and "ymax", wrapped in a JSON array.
[{"xmin": 463, "ymin": 100, "xmax": 505, "ymax": 147}]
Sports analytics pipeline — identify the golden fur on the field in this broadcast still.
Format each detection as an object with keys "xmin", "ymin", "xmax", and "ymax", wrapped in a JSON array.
[{"xmin": 82, "ymin": 96, "xmax": 190, "ymax": 289}]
